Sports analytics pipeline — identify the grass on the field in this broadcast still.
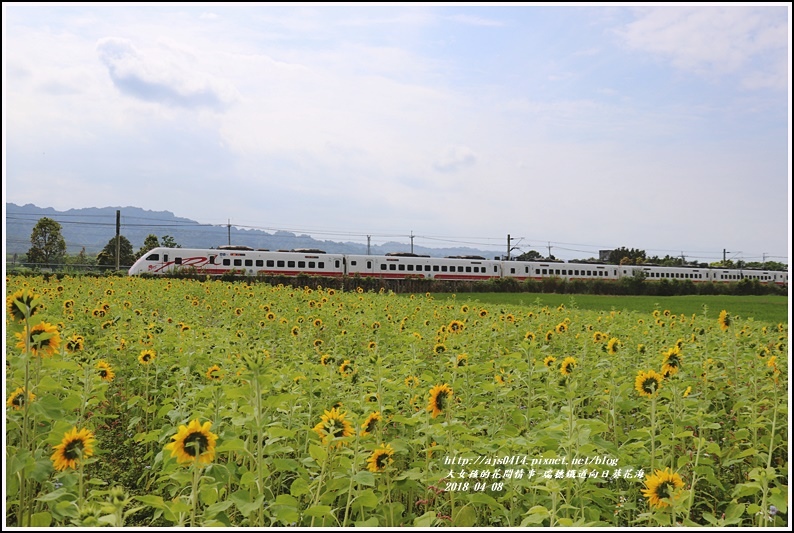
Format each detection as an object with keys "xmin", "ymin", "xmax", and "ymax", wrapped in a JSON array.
[{"xmin": 427, "ymin": 293, "xmax": 789, "ymax": 325}]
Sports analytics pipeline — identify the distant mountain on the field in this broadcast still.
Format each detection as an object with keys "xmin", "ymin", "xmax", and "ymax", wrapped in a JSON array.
[{"xmin": 4, "ymin": 203, "xmax": 503, "ymax": 259}]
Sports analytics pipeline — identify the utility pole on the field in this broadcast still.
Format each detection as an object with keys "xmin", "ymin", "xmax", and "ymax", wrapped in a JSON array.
[
  {"xmin": 410, "ymin": 231, "xmax": 414, "ymax": 254},
  {"xmin": 762, "ymin": 253, "xmax": 766, "ymax": 268},
  {"xmin": 228, "ymin": 219, "xmax": 231, "ymax": 246},
  {"xmin": 115, "ymin": 210, "xmax": 121, "ymax": 271},
  {"xmin": 367, "ymin": 235, "xmax": 371, "ymax": 256},
  {"xmin": 507, "ymin": 234, "xmax": 511, "ymax": 260},
  {"xmin": 547, "ymin": 241, "xmax": 552, "ymax": 259}
]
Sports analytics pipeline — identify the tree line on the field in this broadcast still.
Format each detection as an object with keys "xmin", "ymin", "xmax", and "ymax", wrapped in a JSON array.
[
  {"xmin": 13, "ymin": 217, "xmax": 181, "ymax": 270},
  {"xmin": 10, "ymin": 217, "xmax": 789, "ymax": 273}
]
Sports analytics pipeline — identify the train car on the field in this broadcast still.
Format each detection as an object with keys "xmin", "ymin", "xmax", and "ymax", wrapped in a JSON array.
[
  {"xmin": 503, "ymin": 261, "xmax": 619, "ymax": 282},
  {"xmin": 128, "ymin": 246, "xmax": 346, "ymax": 278},
  {"xmin": 345, "ymin": 253, "xmax": 501, "ymax": 281}
]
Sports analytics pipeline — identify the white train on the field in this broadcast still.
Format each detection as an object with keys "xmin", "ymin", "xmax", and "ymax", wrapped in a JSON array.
[{"xmin": 127, "ymin": 246, "xmax": 788, "ymax": 285}]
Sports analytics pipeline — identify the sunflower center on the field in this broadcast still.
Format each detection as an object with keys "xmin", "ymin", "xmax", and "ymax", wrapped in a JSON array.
[
  {"xmin": 656, "ymin": 481, "xmax": 672, "ymax": 499},
  {"xmin": 99, "ymin": 370, "xmax": 108, "ymax": 378},
  {"xmin": 642, "ymin": 378, "xmax": 659, "ymax": 394},
  {"xmin": 13, "ymin": 394, "xmax": 25, "ymax": 407},
  {"xmin": 365, "ymin": 419, "xmax": 377, "ymax": 433},
  {"xmin": 435, "ymin": 390, "xmax": 448, "ymax": 410},
  {"xmin": 183, "ymin": 432, "xmax": 209, "ymax": 457},
  {"xmin": 376, "ymin": 452, "xmax": 389, "ymax": 468},
  {"xmin": 63, "ymin": 439, "xmax": 85, "ymax": 461}
]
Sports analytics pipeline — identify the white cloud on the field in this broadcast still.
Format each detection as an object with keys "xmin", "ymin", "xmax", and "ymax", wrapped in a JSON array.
[
  {"xmin": 96, "ymin": 37, "xmax": 240, "ymax": 110},
  {"xmin": 433, "ymin": 145, "xmax": 478, "ymax": 173},
  {"xmin": 618, "ymin": 6, "xmax": 788, "ymax": 90}
]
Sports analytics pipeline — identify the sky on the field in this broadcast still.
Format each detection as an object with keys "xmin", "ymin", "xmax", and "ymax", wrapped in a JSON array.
[{"xmin": 3, "ymin": 3, "xmax": 791, "ymax": 264}]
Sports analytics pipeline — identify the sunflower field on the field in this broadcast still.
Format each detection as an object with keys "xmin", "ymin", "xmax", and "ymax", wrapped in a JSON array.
[{"xmin": 5, "ymin": 275, "xmax": 789, "ymax": 527}]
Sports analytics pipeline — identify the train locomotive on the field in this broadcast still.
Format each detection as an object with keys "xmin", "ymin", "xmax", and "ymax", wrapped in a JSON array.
[{"xmin": 127, "ymin": 246, "xmax": 788, "ymax": 286}]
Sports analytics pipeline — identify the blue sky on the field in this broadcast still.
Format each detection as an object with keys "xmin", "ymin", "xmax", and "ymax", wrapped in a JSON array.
[{"xmin": 3, "ymin": 3, "xmax": 790, "ymax": 263}]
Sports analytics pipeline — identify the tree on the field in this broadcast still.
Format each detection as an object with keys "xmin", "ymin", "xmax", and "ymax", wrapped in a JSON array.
[
  {"xmin": 515, "ymin": 250, "xmax": 544, "ymax": 262},
  {"xmin": 137, "ymin": 234, "xmax": 160, "ymax": 259},
  {"xmin": 97, "ymin": 236, "xmax": 136, "ymax": 269},
  {"xmin": 27, "ymin": 217, "xmax": 67, "ymax": 268},
  {"xmin": 161, "ymin": 235, "xmax": 181, "ymax": 248},
  {"xmin": 607, "ymin": 247, "xmax": 646, "ymax": 265}
]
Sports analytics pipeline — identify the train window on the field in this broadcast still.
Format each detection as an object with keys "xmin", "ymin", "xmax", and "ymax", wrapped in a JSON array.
[
  {"xmin": 308, "ymin": 262, "xmax": 315, "ymax": 268},
  {"xmin": 209, "ymin": 256, "xmax": 216, "ymax": 264},
  {"xmin": 425, "ymin": 265, "xmax": 431, "ymax": 271},
  {"xmin": 267, "ymin": 260, "xmax": 274, "ymax": 267},
  {"xmin": 223, "ymin": 259, "xmax": 231, "ymax": 266},
  {"xmin": 318, "ymin": 262, "xmax": 324, "ymax": 268},
  {"xmin": 145, "ymin": 253, "xmax": 159, "ymax": 261},
  {"xmin": 335, "ymin": 260, "xmax": 340, "ymax": 268},
  {"xmin": 287, "ymin": 261, "xmax": 295, "ymax": 268},
  {"xmin": 510, "ymin": 267, "xmax": 516, "ymax": 274},
  {"xmin": 390, "ymin": 264, "xmax": 396, "ymax": 271},
  {"xmin": 234, "ymin": 259, "xmax": 242, "ymax": 266},
  {"xmin": 433, "ymin": 265, "xmax": 440, "ymax": 272},
  {"xmin": 277, "ymin": 260, "xmax": 285, "ymax": 267},
  {"xmin": 350, "ymin": 261, "xmax": 357, "ymax": 266},
  {"xmin": 407, "ymin": 265, "xmax": 414, "ymax": 271},
  {"xmin": 164, "ymin": 255, "xmax": 169, "ymax": 262},
  {"xmin": 381, "ymin": 264, "xmax": 387, "ymax": 270},
  {"xmin": 466, "ymin": 267, "xmax": 471, "ymax": 273},
  {"xmin": 541, "ymin": 269, "xmax": 547, "ymax": 275},
  {"xmin": 399, "ymin": 264, "xmax": 405, "ymax": 271},
  {"xmin": 175, "ymin": 257, "xmax": 182, "ymax": 265},
  {"xmin": 494, "ymin": 266, "xmax": 498, "ymax": 273},
  {"xmin": 245, "ymin": 260, "xmax": 253, "ymax": 267},
  {"xmin": 441, "ymin": 266, "xmax": 448, "ymax": 272},
  {"xmin": 256, "ymin": 260, "xmax": 264, "ymax": 267},
  {"xmin": 298, "ymin": 261, "xmax": 306, "ymax": 268},
  {"xmin": 525, "ymin": 267, "xmax": 529, "ymax": 273}
]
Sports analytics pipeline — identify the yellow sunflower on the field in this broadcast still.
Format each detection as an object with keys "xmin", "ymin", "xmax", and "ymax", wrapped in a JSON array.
[
  {"xmin": 718, "ymin": 310, "xmax": 731, "ymax": 331},
  {"xmin": 339, "ymin": 360, "xmax": 354, "ymax": 377},
  {"xmin": 635, "ymin": 370, "xmax": 664, "ymax": 398},
  {"xmin": 97, "ymin": 360, "xmax": 115, "ymax": 382},
  {"xmin": 51, "ymin": 427, "xmax": 96, "ymax": 471},
  {"xmin": 433, "ymin": 343, "xmax": 447, "ymax": 355},
  {"xmin": 427, "ymin": 384, "xmax": 452, "ymax": 419},
  {"xmin": 313, "ymin": 407, "xmax": 354, "ymax": 446},
  {"xmin": 661, "ymin": 346, "xmax": 683, "ymax": 377},
  {"xmin": 205, "ymin": 364, "xmax": 223, "ymax": 380},
  {"xmin": 543, "ymin": 355, "xmax": 556, "ymax": 368},
  {"xmin": 456, "ymin": 353, "xmax": 468, "ymax": 367},
  {"xmin": 15, "ymin": 322, "xmax": 61, "ymax": 357},
  {"xmin": 367, "ymin": 443, "xmax": 395, "ymax": 473},
  {"xmin": 138, "ymin": 349, "xmax": 156, "ymax": 365},
  {"xmin": 607, "ymin": 338, "xmax": 620, "ymax": 354},
  {"xmin": 545, "ymin": 331, "xmax": 554, "ymax": 342},
  {"xmin": 65, "ymin": 334, "xmax": 85, "ymax": 352},
  {"xmin": 164, "ymin": 419, "xmax": 218, "ymax": 465},
  {"xmin": 524, "ymin": 331, "xmax": 535, "ymax": 342},
  {"xmin": 7, "ymin": 288, "xmax": 41, "ymax": 322},
  {"xmin": 642, "ymin": 468, "xmax": 684, "ymax": 508},
  {"xmin": 555, "ymin": 323, "xmax": 567, "ymax": 334},
  {"xmin": 404, "ymin": 376, "xmax": 420, "ymax": 388},
  {"xmin": 360, "ymin": 411, "xmax": 381, "ymax": 436},
  {"xmin": 448, "ymin": 320, "xmax": 464, "ymax": 333},
  {"xmin": 7, "ymin": 387, "xmax": 35, "ymax": 411},
  {"xmin": 560, "ymin": 356, "xmax": 577, "ymax": 376}
]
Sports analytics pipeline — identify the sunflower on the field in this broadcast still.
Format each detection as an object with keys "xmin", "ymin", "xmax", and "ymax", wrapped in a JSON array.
[
  {"xmin": 51, "ymin": 427, "xmax": 96, "ymax": 471},
  {"xmin": 635, "ymin": 370, "xmax": 664, "ymax": 398},
  {"xmin": 368, "ymin": 341, "xmax": 377, "ymax": 350},
  {"xmin": 543, "ymin": 355, "xmax": 556, "ymax": 368},
  {"xmin": 545, "ymin": 331, "xmax": 554, "ymax": 342},
  {"xmin": 65, "ymin": 334, "xmax": 85, "ymax": 353},
  {"xmin": 7, "ymin": 288, "xmax": 41, "ymax": 322},
  {"xmin": 313, "ymin": 339, "xmax": 323, "ymax": 348},
  {"xmin": 291, "ymin": 326, "xmax": 300, "ymax": 337},
  {"xmin": 555, "ymin": 323, "xmax": 567, "ymax": 334},
  {"xmin": 360, "ymin": 411, "xmax": 381, "ymax": 436},
  {"xmin": 313, "ymin": 407, "xmax": 355, "ymax": 445},
  {"xmin": 7, "ymin": 387, "xmax": 35, "ymax": 411},
  {"xmin": 448, "ymin": 320, "xmax": 464, "ymax": 333},
  {"xmin": 313, "ymin": 318, "xmax": 323, "ymax": 327},
  {"xmin": 205, "ymin": 365, "xmax": 223, "ymax": 380},
  {"xmin": 138, "ymin": 349, "xmax": 156, "ymax": 365},
  {"xmin": 607, "ymin": 338, "xmax": 620, "ymax": 355},
  {"xmin": 642, "ymin": 468, "xmax": 684, "ymax": 509},
  {"xmin": 433, "ymin": 343, "xmax": 447, "ymax": 355},
  {"xmin": 456, "ymin": 353, "xmax": 468, "ymax": 367},
  {"xmin": 637, "ymin": 344, "xmax": 646, "ymax": 355},
  {"xmin": 15, "ymin": 322, "xmax": 61, "ymax": 357},
  {"xmin": 404, "ymin": 375, "xmax": 420, "ymax": 388},
  {"xmin": 339, "ymin": 360, "xmax": 354, "ymax": 377},
  {"xmin": 661, "ymin": 346, "xmax": 683, "ymax": 377},
  {"xmin": 164, "ymin": 419, "xmax": 218, "ymax": 465},
  {"xmin": 683, "ymin": 386, "xmax": 692, "ymax": 398},
  {"xmin": 367, "ymin": 443, "xmax": 395, "ymax": 473},
  {"xmin": 592, "ymin": 331, "xmax": 604, "ymax": 343},
  {"xmin": 97, "ymin": 360, "xmax": 115, "ymax": 382},
  {"xmin": 718, "ymin": 310, "xmax": 731, "ymax": 331},
  {"xmin": 479, "ymin": 309, "xmax": 488, "ymax": 318},
  {"xmin": 427, "ymin": 384, "xmax": 452, "ymax": 419},
  {"xmin": 560, "ymin": 356, "xmax": 577, "ymax": 376}
]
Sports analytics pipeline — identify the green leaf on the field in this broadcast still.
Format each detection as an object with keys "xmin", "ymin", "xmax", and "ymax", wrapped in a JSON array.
[
  {"xmin": 215, "ymin": 438, "xmax": 247, "ymax": 454},
  {"xmin": 353, "ymin": 489, "xmax": 378, "ymax": 510},
  {"xmin": 290, "ymin": 477, "xmax": 310, "ymax": 497},
  {"xmin": 309, "ymin": 443, "xmax": 327, "ymax": 463},
  {"xmin": 304, "ymin": 504, "xmax": 332, "ymax": 518},
  {"xmin": 30, "ymin": 512, "xmax": 52, "ymax": 527},
  {"xmin": 453, "ymin": 505, "xmax": 477, "ymax": 527},
  {"xmin": 414, "ymin": 511, "xmax": 436, "ymax": 527},
  {"xmin": 352, "ymin": 470, "xmax": 376, "ymax": 486}
]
